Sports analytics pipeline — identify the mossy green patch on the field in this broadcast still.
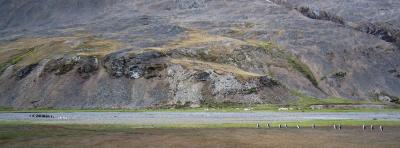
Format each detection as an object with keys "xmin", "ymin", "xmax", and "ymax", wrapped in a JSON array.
[
  {"xmin": 0, "ymin": 46, "xmax": 37, "ymax": 74},
  {"xmin": 200, "ymin": 100, "xmax": 249, "ymax": 109},
  {"xmin": 289, "ymin": 91, "xmax": 387, "ymax": 111},
  {"xmin": 245, "ymin": 87, "xmax": 258, "ymax": 94},
  {"xmin": 0, "ymin": 63, "xmax": 7, "ymax": 74},
  {"xmin": 296, "ymin": 97, "xmax": 353, "ymax": 108},
  {"xmin": 259, "ymin": 41, "xmax": 276, "ymax": 53},
  {"xmin": 258, "ymin": 41, "xmax": 287, "ymax": 58},
  {"xmin": 257, "ymin": 41, "xmax": 319, "ymax": 88},
  {"xmin": 287, "ymin": 57, "xmax": 319, "ymax": 88}
]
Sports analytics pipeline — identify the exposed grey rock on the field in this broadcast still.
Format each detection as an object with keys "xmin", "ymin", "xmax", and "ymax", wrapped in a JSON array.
[
  {"xmin": 377, "ymin": 93, "xmax": 399, "ymax": 104},
  {"xmin": 388, "ymin": 68, "xmax": 400, "ymax": 79},
  {"xmin": 296, "ymin": 6, "xmax": 345, "ymax": 25},
  {"xmin": 0, "ymin": 65, "xmax": 15, "ymax": 80},
  {"xmin": 196, "ymin": 71, "xmax": 210, "ymax": 81},
  {"xmin": 44, "ymin": 56, "xmax": 80, "ymax": 75},
  {"xmin": 357, "ymin": 23, "xmax": 398, "ymax": 43},
  {"xmin": 175, "ymin": 0, "xmax": 208, "ymax": 9},
  {"xmin": 167, "ymin": 64, "xmax": 202, "ymax": 104},
  {"xmin": 104, "ymin": 51, "xmax": 166, "ymax": 79},
  {"xmin": 16, "ymin": 64, "xmax": 39, "ymax": 80},
  {"xmin": 378, "ymin": 95, "xmax": 392, "ymax": 103},
  {"xmin": 126, "ymin": 65, "xmax": 142, "ymax": 79},
  {"xmin": 259, "ymin": 76, "xmax": 280, "ymax": 87},
  {"xmin": 211, "ymin": 74, "xmax": 249, "ymax": 96},
  {"xmin": 77, "ymin": 56, "xmax": 98, "ymax": 73},
  {"xmin": 329, "ymin": 71, "xmax": 347, "ymax": 81},
  {"xmin": 77, "ymin": 56, "xmax": 99, "ymax": 79},
  {"xmin": 103, "ymin": 55, "xmax": 126, "ymax": 77}
]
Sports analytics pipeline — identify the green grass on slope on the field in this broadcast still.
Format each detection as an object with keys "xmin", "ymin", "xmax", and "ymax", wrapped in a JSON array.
[
  {"xmin": 0, "ymin": 106, "xmax": 399, "ymax": 113},
  {"xmin": 289, "ymin": 91, "xmax": 386, "ymax": 109},
  {"xmin": 287, "ymin": 57, "xmax": 319, "ymax": 88},
  {"xmin": 0, "ymin": 91, "xmax": 397, "ymax": 113},
  {"xmin": 258, "ymin": 41, "xmax": 319, "ymax": 89},
  {"xmin": 0, "ymin": 46, "xmax": 37, "ymax": 74}
]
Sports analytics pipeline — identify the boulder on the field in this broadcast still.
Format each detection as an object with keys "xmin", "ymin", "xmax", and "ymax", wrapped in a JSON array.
[{"xmin": 16, "ymin": 63, "xmax": 38, "ymax": 80}]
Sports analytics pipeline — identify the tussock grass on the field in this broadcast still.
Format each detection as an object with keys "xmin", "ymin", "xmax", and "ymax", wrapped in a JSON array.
[
  {"xmin": 0, "ymin": 35, "xmax": 122, "ymax": 70},
  {"xmin": 145, "ymin": 30, "xmax": 247, "ymax": 57},
  {"xmin": 0, "ymin": 45, "xmax": 37, "ymax": 73},
  {"xmin": 170, "ymin": 58, "xmax": 264, "ymax": 79},
  {"xmin": 167, "ymin": 30, "xmax": 246, "ymax": 49},
  {"xmin": 75, "ymin": 37, "xmax": 121, "ymax": 56},
  {"xmin": 258, "ymin": 41, "xmax": 280, "ymax": 54}
]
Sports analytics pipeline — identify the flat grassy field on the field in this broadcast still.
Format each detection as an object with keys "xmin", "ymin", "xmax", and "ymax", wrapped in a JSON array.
[
  {"xmin": 2, "ymin": 96, "xmax": 398, "ymax": 113},
  {"xmin": 1, "ymin": 122, "xmax": 399, "ymax": 148}
]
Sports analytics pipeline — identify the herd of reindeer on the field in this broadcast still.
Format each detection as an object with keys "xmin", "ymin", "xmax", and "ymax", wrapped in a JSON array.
[{"xmin": 28, "ymin": 113, "xmax": 385, "ymax": 131}]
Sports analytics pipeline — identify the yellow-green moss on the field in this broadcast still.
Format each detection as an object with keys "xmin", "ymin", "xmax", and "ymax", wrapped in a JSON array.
[{"xmin": 287, "ymin": 57, "xmax": 319, "ymax": 88}]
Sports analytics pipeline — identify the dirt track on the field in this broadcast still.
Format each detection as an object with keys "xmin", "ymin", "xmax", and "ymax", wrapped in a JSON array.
[{"xmin": 1, "ymin": 112, "xmax": 400, "ymax": 124}]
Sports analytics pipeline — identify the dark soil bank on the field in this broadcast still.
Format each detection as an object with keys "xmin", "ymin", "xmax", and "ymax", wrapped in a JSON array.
[{"xmin": 1, "ymin": 124, "xmax": 399, "ymax": 148}]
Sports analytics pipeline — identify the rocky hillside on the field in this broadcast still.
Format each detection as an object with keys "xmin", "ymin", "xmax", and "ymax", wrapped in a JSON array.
[{"xmin": 0, "ymin": 0, "xmax": 399, "ymax": 109}]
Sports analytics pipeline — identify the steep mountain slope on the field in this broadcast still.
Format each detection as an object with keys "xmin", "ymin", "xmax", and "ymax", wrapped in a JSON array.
[{"xmin": 0, "ymin": 0, "xmax": 399, "ymax": 109}]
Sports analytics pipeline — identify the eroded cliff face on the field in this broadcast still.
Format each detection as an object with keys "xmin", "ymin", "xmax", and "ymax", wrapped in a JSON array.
[{"xmin": 0, "ymin": 0, "xmax": 399, "ymax": 109}]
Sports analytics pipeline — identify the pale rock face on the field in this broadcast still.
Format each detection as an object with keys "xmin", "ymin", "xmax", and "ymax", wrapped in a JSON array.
[
  {"xmin": 174, "ymin": 82, "xmax": 204, "ymax": 104},
  {"xmin": 0, "ymin": 65, "xmax": 15, "ymax": 80},
  {"xmin": 175, "ymin": 0, "xmax": 208, "ymax": 9},
  {"xmin": 127, "ymin": 66, "xmax": 142, "ymax": 79},
  {"xmin": 378, "ymin": 96, "xmax": 392, "ymax": 103},
  {"xmin": 211, "ymin": 74, "xmax": 243, "ymax": 96},
  {"xmin": 167, "ymin": 64, "xmax": 203, "ymax": 104}
]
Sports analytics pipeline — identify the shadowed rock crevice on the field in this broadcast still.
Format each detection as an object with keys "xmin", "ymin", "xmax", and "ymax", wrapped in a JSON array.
[
  {"xmin": 103, "ymin": 51, "xmax": 167, "ymax": 79},
  {"xmin": 356, "ymin": 23, "xmax": 400, "ymax": 44},
  {"xmin": 270, "ymin": 1, "xmax": 345, "ymax": 25},
  {"xmin": 77, "ymin": 56, "xmax": 99, "ymax": 79},
  {"xmin": 388, "ymin": 68, "xmax": 400, "ymax": 79},
  {"xmin": 44, "ymin": 56, "xmax": 80, "ymax": 75},
  {"xmin": 15, "ymin": 63, "xmax": 38, "ymax": 80},
  {"xmin": 295, "ymin": 6, "xmax": 345, "ymax": 25},
  {"xmin": 42, "ymin": 55, "xmax": 100, "ymax": 78},
  {"xmin": 259, "ymin": 76, "xmax": 280, "ymax": 87}
]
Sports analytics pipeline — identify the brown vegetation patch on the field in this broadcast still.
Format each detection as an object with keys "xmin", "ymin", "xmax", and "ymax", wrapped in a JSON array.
[
  {"xmin": 170, "ymin": 58, "xmax": 264, "ymax": 79},
  {"xmin": 1, "ymin": 125, "xmax": 399, "ymax": 148}
]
